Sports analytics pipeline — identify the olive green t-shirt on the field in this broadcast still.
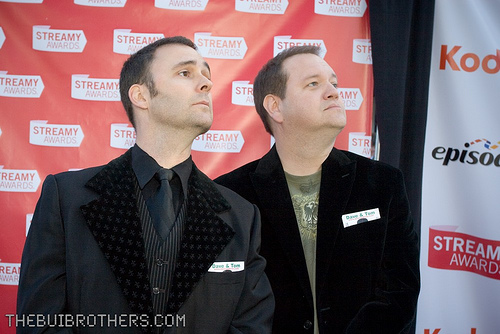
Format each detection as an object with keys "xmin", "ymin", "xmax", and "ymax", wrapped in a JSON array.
[{"xmin": 285, "ymin": 169, "xmax": 321, "ymax": 334}]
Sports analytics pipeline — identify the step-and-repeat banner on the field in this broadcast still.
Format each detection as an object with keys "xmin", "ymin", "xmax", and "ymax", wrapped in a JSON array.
[
  {"xmin": 417, "ymin": 0, "xmax": 500, "ymax": 333},
  {"xmin": 0, "ymin": 0, "xmax": 373, "ymax": 331}
]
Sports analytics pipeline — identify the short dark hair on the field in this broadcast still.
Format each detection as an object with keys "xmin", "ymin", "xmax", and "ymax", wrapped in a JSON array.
[
  {"xmin": 119, "ymin": 36, "xmax": 197, "ymax": 127},
  {"xmin": 253, "ymin": 45, "xmax": 322, "ymax": 135}
]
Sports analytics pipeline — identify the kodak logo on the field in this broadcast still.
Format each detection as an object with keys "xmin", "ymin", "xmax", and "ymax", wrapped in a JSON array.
[{"xmin": 440, "ymin": 45, "xmax": 499, "ymax": 74}]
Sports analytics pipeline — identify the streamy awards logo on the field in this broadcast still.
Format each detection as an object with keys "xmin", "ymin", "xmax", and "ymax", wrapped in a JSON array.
[
  {"xmin": 274, "ymin": 36, "xmax": 327, "ymax": 57},
  {"xmin": 352, "ymin": 39, "xmax": 371, "ymax": 64},
  {"xmin": 0, "ymin": 262, "xmax": 21, "ymax": 286},
  {"xmin": 30, "ymin": 120, "xmax": 84, "ymax": 147},
  {"xmin": 0, "ymin": 0, "xmax": 42, "ymax": 2},
  {"xmin": 0, "ymin": 27, "xmax": 5, "ymax": 49},
  {"xmin": 195, "ymin": 33, "xmax": 247, "ymax": 59},
  {"xmin": 110, "ymin": 123, "xmax": 136, "ymax": 149},
  {"xmin": 232, "ymin": 81, "xmax": 254, "ymax": 106},
  {"xmin": 431, "ymin": 138, "xmax": 500, "ymax": 167},
  {"xmin": 155, "ymin": 0, "xmax": 208, "ymax": 10},
  {"xmin": 0, "ymin": 71, "xmax": 44, "ymax": 98},
  {"xmin": 113, "ymin": 30, "xmax": 164, "ymax": 55},
  {"xmin": 314, "ymin": 0, "xmax": 367, "ymax": 17},
  {"xmin": 192, "ymin": 130, "xmax": 244, "ymax": 153},
  {"xmin": 33, "ymin": 26, "xmax": 87, "ymax": 52},
  {"xmin": 72, "ymin": 75, "xmax": 120, "ymax": 101},
  {"xmin": 235, "ymin": 0, "xmax": 288, "ymax": 14},
  {"xmin": 338, "ymin": 88, "xmax": 363, "ymax": 110},
  {"xmin": 74, "ymin": 0, "xmax": 127, "ymax": 7},
  {"xmin": 26, "ymin": 213, "xmax": 33, "ymax": 236},
  {"xmin": 429, "ymin": 226, "xmax": 500, "ymax": 280},
  {"xmin": 0, "ymin": 167, "xmax": 41, "ymax": 192},
  {"xmin": 348, "ymin": 132, "xmax": 371, "ymax": 158}
]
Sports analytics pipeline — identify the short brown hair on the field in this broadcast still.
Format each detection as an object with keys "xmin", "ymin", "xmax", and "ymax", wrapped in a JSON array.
[
  {"xmin": 119, "ymin": 36, "xmax": 197, "ymax": 127},
  {"xmin": 253, "ymin": 45, "xmax": 322, "ymax": 135}
]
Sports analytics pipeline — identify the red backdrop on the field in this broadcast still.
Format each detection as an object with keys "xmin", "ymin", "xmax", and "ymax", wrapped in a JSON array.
[{"xmin": 0, "ymin": 0, "xmax": 372, "ymax": 331}]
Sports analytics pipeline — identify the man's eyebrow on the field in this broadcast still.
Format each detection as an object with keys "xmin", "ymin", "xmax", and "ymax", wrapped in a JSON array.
[
  {"xmin": 301, "ymin": 72, "xmax": 337, "ymax": 81},
  {"xmin": 172, "ymin": 60, "xmax": 211, "ymax": 73}
]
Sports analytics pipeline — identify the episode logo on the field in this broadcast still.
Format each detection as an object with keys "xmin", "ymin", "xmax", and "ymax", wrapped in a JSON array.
[
  {"xmin": 314, "ymin": 0, "xmax": 367, "ymax": 17},
  {"xmin": 110, "ymin": 124, "xmax": 136, "ymax": 149},
  {"xmin": 0, "ymin": 71, "xmax": 44, "ymax": 98},
  {"xmin": 431, "ymin": 138, "xmax": 500, "ymax": 167},
  {"xmin": 235, "ymin": 0, "xmax": 288, "ymax": 14},
  {"xmin": 0, "ymin": 262, "xmax": 21, "ymax": 286},
  {"xmin": 440, "ymin": 45, "xmax": 499, "ymax": 74},
  {"xmin": 429, "ymin": 226, "xmax": 500, "ymax": 280},
  {"xmin": 192, "ymin": 130, "xmax": 244, "ymax": 153},
  {"xmin": 33, "ymin": 26, "xmax": 87, "ymax": 52},
  {"xmin": 74, "ymin": 0, "xmax": 127, "ymax": 7},
  {"xmin": 195, "ymin": 33, "xmax": 247, "ymax": 60},
  {"xmin": 0, "ymin": 167, "xmax": 41, "ymax": 192},
  {"xmin": 30, "ymin": 120, "xmax": 84, "ymax": 147},
  {"xmin": 114, "ymin": 30, "xmax": 164, "ymax": 55},
  {"xmin": 274, "ymin": 36, "xmax": 327, "ymax": 57},
  {"xmin": 155, "ymin": 0, "xmax": 208, "ymax": 10}
]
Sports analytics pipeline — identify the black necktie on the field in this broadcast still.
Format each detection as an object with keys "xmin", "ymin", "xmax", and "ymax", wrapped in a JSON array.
[{"xmin": 150, "ymin": 168, "xmax": 176, "ymax": 240}]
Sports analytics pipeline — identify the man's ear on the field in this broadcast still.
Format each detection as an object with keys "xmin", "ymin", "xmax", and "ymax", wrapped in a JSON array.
[
  {"xmin": 263, "ymin": 94, "xmax": 283, "ymax": 124},
  {"xmin": 128, "ymin": 84, "xmax": 149, "ymax": 110}
]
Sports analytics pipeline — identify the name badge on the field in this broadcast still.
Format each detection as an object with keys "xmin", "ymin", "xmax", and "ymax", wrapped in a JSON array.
[
  {"xmin": 208, "ymin": 261, "xmax": 245, "ymax": 272},
  {"xmin": 342, "ymin": 208, "xmax": 381, "ymax": 228}
]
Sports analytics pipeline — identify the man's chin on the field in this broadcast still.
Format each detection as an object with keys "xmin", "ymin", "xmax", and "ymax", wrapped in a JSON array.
[{"xmin": 196, "ymin": 123, "xmax": 212, "ymax": 136}]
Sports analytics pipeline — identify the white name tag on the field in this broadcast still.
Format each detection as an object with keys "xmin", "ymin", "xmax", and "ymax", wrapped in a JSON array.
[
  {"xmin": 342, "ymin": 208, "xmax": 381, "ymax": 228},
  {"xmin": 208, "ymin": 261, "xmax": 245, "ymax": 272}
]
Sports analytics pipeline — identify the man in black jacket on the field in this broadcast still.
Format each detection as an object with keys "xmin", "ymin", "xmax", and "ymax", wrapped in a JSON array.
[
  {"xmin": 216, "ymin": 45, "xmax": 420, "ymax": 333},
  {"xmin": 17, "ymin": 36, "xmax": 274, "ymax": 333}
]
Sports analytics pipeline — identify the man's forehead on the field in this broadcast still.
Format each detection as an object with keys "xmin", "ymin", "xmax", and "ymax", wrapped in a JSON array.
[
  {"xmin": 284, "ymin": 54, "xmax": 337, "ymax": 80},
  {"xmin": 155, "ymin": 44, "xmax": 206, "ymax": 64}
]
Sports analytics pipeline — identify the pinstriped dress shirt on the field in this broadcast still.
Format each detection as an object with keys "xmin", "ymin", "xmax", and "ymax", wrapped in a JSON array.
[{"xmin": 131, "ymin": 145, "xmax": 191, "ymax": 323}]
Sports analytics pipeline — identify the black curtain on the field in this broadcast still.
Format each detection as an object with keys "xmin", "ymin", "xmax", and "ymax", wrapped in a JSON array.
[
  {"xmin": 370, "ymin": 0, "xmax": 435, "ymax": 237},
  {"xmin": 369, "ymin": 1, "xmax": 435, "ymax": 330}
]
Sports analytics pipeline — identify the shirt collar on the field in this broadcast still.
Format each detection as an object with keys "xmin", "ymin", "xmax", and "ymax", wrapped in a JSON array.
[{"xmin": 131, "ymin": 144, "xmax": 192, "ymax": 196}]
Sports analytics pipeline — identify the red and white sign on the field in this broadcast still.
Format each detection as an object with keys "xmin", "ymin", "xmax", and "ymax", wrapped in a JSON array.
[
  {"xmin": 417, "ymin": 0, "xmax": 500, "ymax": 332},
  {"xmin": 314, "ymin": 0, "xmax": 367, "ymax": 17},
  {"xmin": 429, "ymin": 226, "xmax": 500, "ymax": 280},
  {"xmin": 274, "ymin": 36, "xmax": 327, "ymax": 57},
  {"xmin": 0, "ymin": 71, "xmax": 44, "ymax": 98},
  {"xmin": 32, "ymin": 26, "xmax": 87, "ymax": 53},
  {"xmin": 0, "ymin": 2, "xmax": 373, "ymax": 332}
]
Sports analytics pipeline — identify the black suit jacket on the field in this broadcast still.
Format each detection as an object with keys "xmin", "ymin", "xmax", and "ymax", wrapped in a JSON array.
[
  {"xmin": 216, "ymin": 146, "xmax": 420, "ymax": 333},
  {"xmin": 17, "ymin": 149, "xmax": 274, "ymax": 333}
]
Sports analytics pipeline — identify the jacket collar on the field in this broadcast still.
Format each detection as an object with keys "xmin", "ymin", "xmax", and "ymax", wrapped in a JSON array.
[
  {"xmin": 81, "ymin": 150, "xmax": 234, "ymax": 318},
  {"xmin": 166, "ymin": 165, "xmax": 234, "ymax": 313},
  {"xmin": 250, "ymin": 146, "xmax": 356, "ymax": 299}
]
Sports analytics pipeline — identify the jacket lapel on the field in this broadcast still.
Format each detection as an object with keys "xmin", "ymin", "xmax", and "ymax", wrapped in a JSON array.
[
  {"xmin": 250, "ymin": 147, "xmax": 314, "ymax": 307},
  {"xmin": 315, "ymin": 148, "xmax": 356, "ymax": 291},
  {"xmin": 166, "ymin": 165, "xmax": 234, "ymax": 313},
  {"xmin": 80, "ymin": 150, "xmax": 154, "ymax": 318}
]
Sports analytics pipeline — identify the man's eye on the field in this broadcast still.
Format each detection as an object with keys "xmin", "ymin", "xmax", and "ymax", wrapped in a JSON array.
[
  {"xmin": 331, "ymin": 82, "xmax": 338, "ymax": 88},
  {"xmin": 307, "ymin": 82, "xmax": 318, "ymax": 87},
  {"xmin": 179, "ymin": 70, "xmax": 189, "ymax": 77}
]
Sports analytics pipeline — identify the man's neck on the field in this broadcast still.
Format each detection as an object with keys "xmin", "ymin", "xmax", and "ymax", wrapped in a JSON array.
[
  {"xmin": 136, "ymin": 135, "xmax": 192, "ymax": 169},
  {"xmin": 275, "ymin": 133, "xmax": 335, "ymax": 176}
]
